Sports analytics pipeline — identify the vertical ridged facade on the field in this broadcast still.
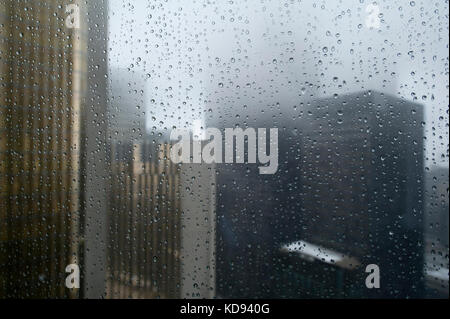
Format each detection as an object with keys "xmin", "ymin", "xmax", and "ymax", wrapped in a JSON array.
[
  {"xmin": 106, "ymin": 142, "xmax": 181, "ymax": 299},
  {"xmin": 0, "ymin": 0, "xmax": 86, "ymax": 298}
]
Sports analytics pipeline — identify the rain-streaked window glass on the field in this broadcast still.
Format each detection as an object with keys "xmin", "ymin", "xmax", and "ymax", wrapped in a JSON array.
[{"xmin": 0, "ymin": 0, "xmax": 448, "ymax": 299}]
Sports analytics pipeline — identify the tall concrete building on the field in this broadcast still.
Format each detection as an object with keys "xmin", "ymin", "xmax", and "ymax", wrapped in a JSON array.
[
  {"xmin": 106, "ymin": 142, "xmax": 182, "ymax": 299},
  {"xmin": 215, "ymin": 91, "xmax": 425, "ymax": 298},
  {"xmin": 0, "ymin": 0, "xmax": 87, "ymax": 298},
  {"xmin": 106, "ymin": 139, "xmax": 216, "ymax": 299},
  {"xmin": 424, "ymin": 166, "xmax": 449, "ymax": 297},
  {"xmin": 0, "ymin": 0, "xmax": 109, "ymax": 298}
]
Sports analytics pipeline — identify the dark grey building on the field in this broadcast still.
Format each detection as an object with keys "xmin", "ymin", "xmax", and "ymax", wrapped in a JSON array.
[{"xmin": 214, "ymin": 91, "xmax": 425, "ymax": 298}]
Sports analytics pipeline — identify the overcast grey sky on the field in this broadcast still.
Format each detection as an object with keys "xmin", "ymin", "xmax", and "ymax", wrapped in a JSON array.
[{"xmin": 107, "ymin": 0, "xmax": 448, "ymax": 167}]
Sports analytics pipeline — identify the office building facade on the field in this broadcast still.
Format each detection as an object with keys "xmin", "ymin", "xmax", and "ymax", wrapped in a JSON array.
[
  {"xmin": 215, "ymin": 91, "xmax": 425, "ymax": 298},
  {"xmin": 0, "ymin": 0, "xmax": 87, "ymax": 298}
]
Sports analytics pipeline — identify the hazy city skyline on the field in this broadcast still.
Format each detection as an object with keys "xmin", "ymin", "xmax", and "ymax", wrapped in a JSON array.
[{"xmin": 108, "ymin": 0, "xmax": 448, "ymax": 167}]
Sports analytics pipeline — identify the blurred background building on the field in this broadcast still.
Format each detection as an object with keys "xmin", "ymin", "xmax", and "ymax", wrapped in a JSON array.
[
  {"xmin": 214, "ymin": 91, "xmax": 427, "ymax": 298},
  {"xmin": 104, "ymin": 137, "xmax": 217, "ymax": 299},
  {"xmin": 105, "ymin": 67, "xmax": 216, "ymax": 298},
  {"xmin": 106, "ymin": 141, "xmax": 182, "ymax": 298},
  {"xmin": 108, "ymin": 69, "xmax": 146, "ymax": 143},
  {"xmin": 424, "ymin": 166, "xmax": 449, "ymax": 297},
  {"xmin": 105, "ymin": 67, "xmax": 182, "ymax": 298}
]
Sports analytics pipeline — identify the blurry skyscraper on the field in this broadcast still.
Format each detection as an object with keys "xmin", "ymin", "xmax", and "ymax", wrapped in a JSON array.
[
  {"xmin": 424, "ymin": 166, "xmax": 449, "ymax": 297},
  {"xmin": 106, "ymin": 141, "xmax": 182, "ymax": 298},
  {"xmin": 106, "ymin": 67, "xmax": 182, "ymax": 298},
  {"xmin": 215, "ymin": 91, "xmax": 425, "ymax": 298},
  {"xmin": 0, "ymin": 0, "xmax": 93, "ymax": 298},
  {"xmin": 108, "ymin": 69, "xmax": 147, "ymax": 143}
]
